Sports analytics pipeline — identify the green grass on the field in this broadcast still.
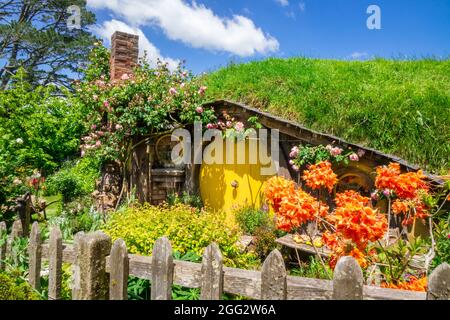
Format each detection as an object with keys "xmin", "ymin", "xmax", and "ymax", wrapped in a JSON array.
[
  {"xmin": 204, "ymin": 58, "xmax": 450, "ymax": 173},
  {"xmin": 42, "ymin": 194, "xmax": 61, "ymax": 218}
]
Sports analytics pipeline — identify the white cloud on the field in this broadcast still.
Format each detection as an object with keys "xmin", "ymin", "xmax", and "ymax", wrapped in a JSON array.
[
  {"xmin": 275, "ymin": 0, "xmax": 289, "ymax": 6},
  {"xmin": 299, "ymin": 2, "xmax": 306, "ymax": 12},
  {"xmin": 348, "ymin": 52, "xmax": 369, "ymax": 60},
  {"xmin": 91, "ymin": 19, "xmax": 179, "ymax": 70},
  {"xmin": 87, "ymin": 0, "xmax": 279, "ymax": 57}
]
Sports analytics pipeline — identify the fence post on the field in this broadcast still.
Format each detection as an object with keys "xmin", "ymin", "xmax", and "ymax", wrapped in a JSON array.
[
  {"xmin": 333, "ymin": 256, "xmax": 364, "ymax": 300},
  {"xmin": 8, "ymin": 220, "xmax": 23, "ymax": 264},
  {"xmin": 48, "ymin": 226, "xmax": 63, "ymax": 300},
  {"xmin": 151, "ymin": 237, "xmax": 173, "ymax": 300},
  {"xmin": 427, "ymin": 263, "xmax": 450, "ymax": 300},
  {"xmin": 28, "ymin": 222, "xmax": 42, "ymax": 290},
  {"xmin": 200, "ymin": 243, "xmax": 223, "ymax": 300},
  {"xmin": 261, "ymin": 249, "xmax": 287, "ymax": 300},
  {"xmin": 0, "ymin": 221, "xmax": 6, "ymax": 271},
  {"xmin": 72, "ymin": 231, "xmax": 111, "ymax": 300},
  {"xmin": 109, "ymin": 238, "xmax": 129, "ymax": 300}
]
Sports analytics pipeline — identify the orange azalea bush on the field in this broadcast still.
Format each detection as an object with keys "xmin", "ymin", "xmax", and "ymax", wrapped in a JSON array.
[
  {"xmin": 264, "ymin": 176, "xmax": 295, "ymax": 213},
  {"xmin": 374, "ymin": 162, "xmax": 430, "ymax": 225},
  {"xmin": 381, "ymin": 276, "xmax": 427, "ymax": 292},
  {"xmin": 302, "ymin": 160, "xmax": 337, "ymax": 192}
]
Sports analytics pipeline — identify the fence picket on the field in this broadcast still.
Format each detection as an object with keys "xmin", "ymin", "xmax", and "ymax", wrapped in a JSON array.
[
  {"xmin": 48, "ymin": 226, "xmax": 63, "ymax": 300},
  {"xmin": 332, "ymin": 256, "xmax": 364, "ymax": 300},
  {"xmin": 109, "ymin": 238, "xmax": 129, "ymax": 300},
  {"xmin": 151, "ymin": 237, "xmax": 173, "ymax": 300},
  {"xmin": 261, "ymin": 249, "xmax": 287, "ymax": 300},
  {"xmin": 200, "ymin": 243, "xmax": 223, "ymax": 300},
  {"xmin": 427, "ymin": 262, "xmax": 450, "ymax": 300},
  {"xmin": 0, "ymin": 222, "xmax": 6, "ymax": 271},
  {"xmin": 28, "ymin": 222, "xmax": 42, "ymax": 290}
]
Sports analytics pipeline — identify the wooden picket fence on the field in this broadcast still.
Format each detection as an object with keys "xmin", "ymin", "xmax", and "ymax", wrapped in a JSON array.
[{"xmin": 1, "ymin": 219, "xmax": 449, "ymax": 300}]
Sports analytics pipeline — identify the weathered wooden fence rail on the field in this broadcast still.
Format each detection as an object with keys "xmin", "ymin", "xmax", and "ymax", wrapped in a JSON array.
[{"xmin": 1, "ymin": 220, "xmax": 449, "ymax": 300}]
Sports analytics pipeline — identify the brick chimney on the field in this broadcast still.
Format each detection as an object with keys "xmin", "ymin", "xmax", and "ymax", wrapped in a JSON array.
[{"xmin": 110, "ymin": 31, "xmax": 139, "ymax": 80}]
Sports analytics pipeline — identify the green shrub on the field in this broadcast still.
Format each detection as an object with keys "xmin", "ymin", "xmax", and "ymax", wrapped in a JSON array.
[
  {"xmin": 167, "ymin": 192, "xmax": 203, "ymax": 210},
  {"xmin": 44, "ymin": 156, "xmax": 100, "ymax": 203},
  {"xmin": 253, "ymin": 225, "xmax": 277, "ymax": 260},
  {"xmin": 235, "ymin": 207, "xmax": 270, "ymax": 235},
  {"xmin": 431, "ymin": 219, "xmax": 450, "ymax": 269},
  {"xmin": 0, "ymin": 272, "xmax": 40, "ymax": 300},
  {"xmin": 290, "ymin": 256, "xmax": 333, "ymax": 280},
  {"xmin": 103, "ymin": 204, "xmax": 259, "ymax": 269}
]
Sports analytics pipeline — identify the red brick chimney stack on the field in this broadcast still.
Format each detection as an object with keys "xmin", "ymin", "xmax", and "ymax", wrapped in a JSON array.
[{"xmin": 110, "ymin": 31, "xmax": 139, "ymax": 80}]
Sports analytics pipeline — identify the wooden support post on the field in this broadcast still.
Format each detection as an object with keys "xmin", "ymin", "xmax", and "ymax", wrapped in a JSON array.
[
  {"xmin": 72, "ymin": 231, "xmax": 111, "ymax": 300},
  {"xmin": 261, "ymin": 249, "xmax": 287, "ymax": 300},
  {"xmin": 28, "ymin": 222, "xmax": 42, "ymax": 290},
  {"xmin": 333, "ymin": 256, "xmax": 364, "ymax": 300},
  {"xmin": 8, "ymin": 220, "xmax": 23, "ymax": 264},
  {"xmin": 200, "ymin": 243, "xmax": 223, "ymax": 300},
  {"xmin": 48, "ymin": 226, "xmax": 63, "ymax": 300},
  {"xmin": 151, "ymin": 237, "xmax": 173, "ymax": 300},
  {"xmin": 109, "ymin": 238, "xmax": 129, "ymax": 300},
  {"xmin": 0, "ymin": 221, "xmax": 6, "ymax": 271},
  {"xmin": 427, "ymin": 263, "xmax": 450, "ymax": 300}
]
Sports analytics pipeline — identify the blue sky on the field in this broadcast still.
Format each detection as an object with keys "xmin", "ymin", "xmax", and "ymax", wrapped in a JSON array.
[{"xmin": 88, "ymin": 0, "xmax": 449, "ymax": 73}]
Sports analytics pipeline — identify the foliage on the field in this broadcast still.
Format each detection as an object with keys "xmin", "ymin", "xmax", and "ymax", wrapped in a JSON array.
[
  {"xmin": 127, "ymin": 277, "xmax": 151, "ymax": 300},
  {"xmin": 375, "ymin": 237, "xmax": 428, "ymax": 284},
  {"xmin": 2, "ymin": 237, "xmax": 29, "ymax": 277},
  {"xmin": 0, "ymin": 0, "xmax": 97, "ymax": 89},
  {"xmin": 253, "ymin": 225, "xmax": 277, "ymax": 260},
  {"xmin": 234, "ymin": 207, "xmax": 270, "ymax": 235},
  {"xmin": 0, "ymin": 70, "xmax": 86, "ymax": 209},
  {"xmin": 44, "ymin": 156, "xmax": 101, "ymax": 203},
  {"xmin": 431, "ymin": 219, "xmax": 450, "ymax": 269},
  {"xmin": 0, "ymin": 272, "xmax": 40, "ymax": 300},
  {"xmin": 103, "ymin": 204, "xmax": 259, "ymax": 269},
  {"xmin": 205, "ymin": 58, "xmax": 450, "ymax": 173},
  {"xmin": 167, "ymin": 192, "xmax": 203, "ymax": 210},
  {"xmin": 39, "ymin": 263, "xmax": 72, "ymax": 300},
  {"xmin": 290, "ymin": 256, "xmax": 333, "ymax": 280}
]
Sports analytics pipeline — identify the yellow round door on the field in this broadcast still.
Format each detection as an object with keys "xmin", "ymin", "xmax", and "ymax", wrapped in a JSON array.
[{"xmin": 199, "ymin": 139, "xmax": 273, "ymax": 212}]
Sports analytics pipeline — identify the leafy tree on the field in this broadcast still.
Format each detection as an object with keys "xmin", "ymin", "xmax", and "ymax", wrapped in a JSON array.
[{"xmin": 0, "ymin": 0, "xmax": 97, "ymax": 89}]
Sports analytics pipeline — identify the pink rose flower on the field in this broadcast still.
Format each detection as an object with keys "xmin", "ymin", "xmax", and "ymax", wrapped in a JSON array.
[
  {"xmin": 357, "ymin": 149, "xmax": 366, "ymax": 158},
  {"xmin": 95, "ymin": 141, "xmax": 101, "ymax": 147},
  {"xmin": 91, "ymin": 124, "xmax": 97, "ymax": 130},
  {"xmin": 115, "ymin": 124, "xmax": 123, "ymax": 130},
  {"xmin": 292, "ymin": 165, "xmax": 300, "ymax": 172},
  {"xmin": 169, "ymin": 87, "xmax": 178, "ymax": 95},
  {"xmin": 349, "ymin": 153, "xmax": 359, "ymax": 161},
  {"xmin": 383, "ymin": 189, "xmax": 391, "ymax": 197},
  {"xmin": 196, "ymin": 106, "xmax": 203, "ymax": 113},
  {"xmin": 289, "ymin": 160, "xmax": 295, "ymax": 165},
  {"xmin": 121, "ymin": 73, "xmax": 130, "ymax": 80},
  {"xmin": 206, "ymin": 123, "xmax": 214, "ymax": 129},
  {"xmin": 326, "ymin": 144, "xmax": 333, "ymax": 152},
  {"xmin": 330, "ymin": 147, "xmax": 343, "ymax": 156},
  {"xmin": 103, "ymin": 100, "xmax": 110, "ymax": 108},
  {"xmin": 226, "ymin": 121, "xmax": 233, "ymax": 128},
  {"xmin": 198, "ymin": 86, "xmax": 207, "ymax": 96},
  {"xmin": 234, "ymin": 121, "xmax": 244, "ymax": 132},
  {"xmin": 97, "ymin": 131, "xmax": 104, "ymax": 136},
  {"xmin": 289, "ymin": 146, "xmax": 299, "ymax": 158},
  {"xmin": 371, "ymin": 192, "xmax": 379, "ymax": 201}
]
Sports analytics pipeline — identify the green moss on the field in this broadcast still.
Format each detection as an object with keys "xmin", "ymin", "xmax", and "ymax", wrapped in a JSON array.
[
  {"xmin": 0, "ymin": 272, "xmax": 41, "ymax": 300},
  {"xmin": 205, "ymin": 58, "xmax": 450, "ymax": 173}
]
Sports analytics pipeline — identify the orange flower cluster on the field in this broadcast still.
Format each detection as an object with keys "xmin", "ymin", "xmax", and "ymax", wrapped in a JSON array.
[
  {"xmin": 323, "ymin": 191, "xmax": 387, "ymax": 269},
  {"xmin": 277, "ymin": 189, "xmax": 329, "ymax": 232},
  {"xmin": 334, "ymin": 190, "xmax": 370, "ymax": 207},
  {"xmin": 264, "ymin": 176, "xmax": 295, "ymax": 212},
  {"xmin": 302, "ymin": 161, "xmax": 338, "ymax": 193},
  {"xmin": 381, "ymin": 276, "xmax": 427, "ymax": 292},
  {"xmin": 375, "ymin": 162, "xmax": 430, "ymax": 225}
]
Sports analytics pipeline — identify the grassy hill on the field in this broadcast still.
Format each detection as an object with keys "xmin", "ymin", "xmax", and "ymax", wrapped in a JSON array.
[{"xmin": 204, "ymin": 58, "xmax": 450, "ymax": 173}]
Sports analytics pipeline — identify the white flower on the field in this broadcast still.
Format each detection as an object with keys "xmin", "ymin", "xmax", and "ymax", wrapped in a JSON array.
[{"xmin": 16, "ymin": 138, "xmax": 23, "ymax": 144}]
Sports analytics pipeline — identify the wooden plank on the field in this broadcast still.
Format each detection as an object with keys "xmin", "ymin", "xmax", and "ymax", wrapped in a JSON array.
[
  {"xmin": 427, "ymin": 263, "xmax": 450, "ymax": 300},
  {"xmin": 223, "ymin": 267, "xmax": 261, "ymax": 299},
  {"xmin": 151, "ymin": 237, "xmax": 174, "ymax": 300},
  {"xmin": 275, "ymin": 234, "xmax": 331, "ymax": 258},
  {"xmin": 109, "ymin": 238, "xmax": 129, "ymax": 300},
  {"xmin": 200, "ymin": 243, "xmax": 223, "ymax": 300},
  {"xmin": 261, "ymin": 249, "xmax": 287, "ymax": 299},
  {"xmin": 332, "ymin": 256, "xmax": 363, "ymax": 300},
  {"xmin": 28, "ymin": 222, "xmax": 42, "ymax": 290},
  {"xmin": 48, "ymin": 227, "xmax": 63, "ymax": 300},
  {"xmin": 287, "ymin": 276, "xmax": 332, "ymax": 300}
]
